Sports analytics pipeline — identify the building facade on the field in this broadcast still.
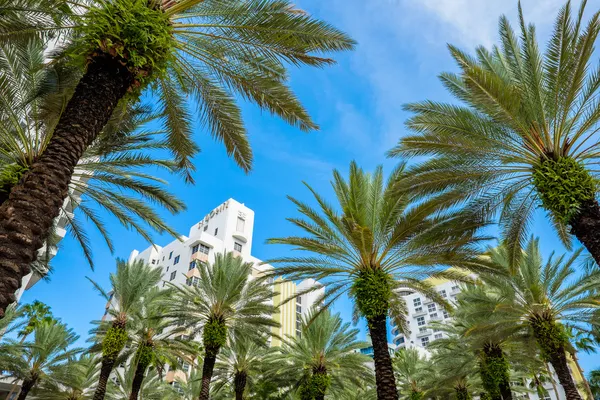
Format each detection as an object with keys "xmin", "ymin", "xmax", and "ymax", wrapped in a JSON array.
[{"xmin": 127, "ymin": 198, "xmax": 322, "ymax": 347}]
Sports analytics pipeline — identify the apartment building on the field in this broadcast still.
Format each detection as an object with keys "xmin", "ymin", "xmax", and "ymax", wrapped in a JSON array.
[{"xmin": 127, "ymin": 198, "xmax": 322, "ymax": 347}]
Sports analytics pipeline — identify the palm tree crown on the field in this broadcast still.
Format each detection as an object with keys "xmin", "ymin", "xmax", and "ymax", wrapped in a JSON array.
[
  {"xmin": 268, "ymin": 161, "xmax": 491, "ymax": 400},
  {"xmin": 389, "ymin": 0, "xmax": 600, "ymax": 266}
]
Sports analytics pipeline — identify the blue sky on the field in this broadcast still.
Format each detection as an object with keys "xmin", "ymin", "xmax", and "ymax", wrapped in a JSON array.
[{"xmin": 20, "ymin": 0, "xmax": 600, "ymax": 373}]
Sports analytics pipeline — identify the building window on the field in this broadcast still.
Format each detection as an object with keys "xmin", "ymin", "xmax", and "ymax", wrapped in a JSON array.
[
  {"xmin": 430, "ymin": 313, "xmax": 438, "ymax": 319},
  {"xmin": 198, "ymin": 244, "xmax": 209, "ymax": 254},
  {"xmin": 434, "ymin": 333, "xmax": 443, "ymax": 340},
  {"xmin": 162, "ymin": 256, "xmax": 165, "ymax": 261},
  {"xmin": 166, "ymin": 267, "xmax": 169, "ymax": 272},
  {"xmin": 203, "ymin": 225, "xmax": 208, "ymax": 232},
  {"xmin": 174, "ymin": 255, "xmax": 180, "ymax": 265},
  {"xmin": 169, "ymin": 251, "xmax": 173, "ymax": 260},
  {"xmin": 236, "ymin": 217, "xmax": 245, "ymax": 232},
  {"xmin": 417, "ymin": 316, "xmax": 425, "ymax": 326},
  {"xmin": 443, "ymin": 310, "xmax": 450, "ymax": 319},
  {"xmin": 414, "ymin": 306, "xmax": 422, "ymax": 313},
  {"xmin": 296, "ymin": 305, "xmax": 302, "ymax": 313},
  {"xmin": 419, "ymin": 327, "xmax": 427, "ymax": 333},
  {"xmin": 186, "ymin": 278, "xmax": 192, "ymax": 286},
  {"xmin": 234, "ymin": 242, "xmax": 242, "ymax": 252},
  {"xmin": 189, "ymin": 261, "xmax": 196, "ymax": 271},
  {"xmin": 439, "ymin": 290, "xmax": 447, "ymax": 298},
  {"xmin": 151, "ymin": 259, "xmax": 156, "ymax": 265},
  {"xmin": 192, "ymin": 244, "xmax": 199, "ymax": 254},
  {"xmin": 297, "ymin": 296, "xmax": 302, "ymax": 304},
  {"xmin": 214, "ymin": 228, "xmax": 218, "ymax": 235},
  {"xmin": 421, "ymin": 337, "xmax": 429, "ymax": 347},
  {"xmin": 170, "ymin": 271, "xmax": 176, "ymax": 281},
  {"xmin": 427, "ymin": 304, "xmax": 436, "ymax": 312},
  {"xmin": 192, "ymin": 277, "xmax": 199, "ymax": 287},
  {"xmin": 413, "ymin": 298, "xmax": 421, "ymax": 307},
  {"xmin": 397, "ymin": 336, "xmax": 405, "ymax": 344},
  {"xmin": 182, "ymin": 362, "xmax": 190, "ymax": 372},
  {"xmin": 452, "ymin": 285, "xmax": 459, "ymax": 291}
]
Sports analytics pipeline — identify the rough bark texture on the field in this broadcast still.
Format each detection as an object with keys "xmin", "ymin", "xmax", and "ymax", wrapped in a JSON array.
[
  {"xmin": 480, "ymin": 342, "xmax": 511, "ymax": 400},
  {"xmin": 0, "ymin": 54, "xmax": 133, "ymax": 317},
  {"xmin": 234, "ymin": 371, "xmax": 247, "ymax": 400},
  {"xmin": 128, "ymin": 361, "xmax": 148, "ymax": 400},
  {"xmin": 199, "ymin": 346, "xmax": 219, "ymax": 400},
  {"xmin": 93, "ymin": 357, "xmax": 117, "ymax": 400},
  {"xmin": 16, "ymin": 377, "xmax": 36, "ymax": 400},
  {"xmin": 570, "ymin": 199, "xmax": 600, "ymax": 266},
  {"xmin": 548, "ymin": 349, "xmax": 582, "ymax": 400},
  {"xmin": 367, "ymin": 314, "xmax": 398, "ymax": 400}
]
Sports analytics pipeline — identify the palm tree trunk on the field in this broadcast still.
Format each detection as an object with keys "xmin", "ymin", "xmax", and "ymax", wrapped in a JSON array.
[
  {"xmin": 570, "ymin": 199, "xmax": 600, "ymax": 265},
  {"xmin": 129, "ymin": 361, "xmax": 149, "ymax": 400},
  {"xmin": 547, "ymin": 348, "xmax": 582, "ymax": 400},
  {"xmin": 0, "ymin": 53, "xmax": 133, "ymax": 318},
  {"xmin": 93, "ymin": 357, "xmax": 117, "ymax": 400},
  {"xmin": 16, "ymin": 378, "xmax": 36, "ymax": 400},
  {"xmin": 234, "ymin": 371, "xmax": 247, "ymax": 400},
  {"xmin": 480, "ymin": 342, "xmax": 512, "ymax": 400},
  {"xmin": 198, "ymin": 346, "xmax": 219, "ymax": 400},
  {"xmin": 455, "ymin": 385, "xmax": 471, "ymax": 400},
  {"xmin": 366, "ymin": 314, "xmax": 398, "ymax": 400}
]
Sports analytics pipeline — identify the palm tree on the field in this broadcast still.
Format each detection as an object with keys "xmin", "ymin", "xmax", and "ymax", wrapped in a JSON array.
[
  {"xmin": 267, "ymin": 161, "xmax": 491, "ymax": 399},
  {"xmin": 117, "ymin": 287, "xmax": 194, "ymax": 400},
  {"xmin": 88, "ymin": 259, "xmax": 163, "ymax": 400},
  {"xmin": 17, "ymin": 301, "xmax": 54, "ymax": 341},
  {"xmin": 0, "ymin": 37, "xmax": 186, "ymax": 271},
  {"xmin": 34, "ymin": 354, "xmax": 100, "ymax": 400},
  {"xmin": 388, "ymin": 1, "xmax": 600, "ymax": 268},
  {"xmin": 273, "ymin": 310, "xmax": 373, "ymax": 400},
  {"xmin": 212, "ymin": 336, "xmax": 270, "ymax": 400},
  {"xmin": 461, "ymin": 237, "xmax": 600, "ymax": 400},
  {"xmin": 169, "ymin": 251, "xmax": 278, "ymax": 400},
  {"xmin": 393, "ymin": 348, "xmax": 433, "ymax": 400},
  {"xmin": 0, "ymin": 0, "xmax": 355, "ymax": 315},
  {"xmin": 4, "ymin": 320, "xmax": 81, "ymax": 400}
]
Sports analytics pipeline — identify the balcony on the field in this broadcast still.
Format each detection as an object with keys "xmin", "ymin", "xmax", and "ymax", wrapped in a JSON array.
[
  {"xmin": 186, "ymin": 268, "xmax": 200, "ymax": 279},
  {"xmin": 416, "ymin": 329, "xmax": 431, "ymax": 338},
  {"xmin": 191, "ymin": 252, "xmax": 208, "ymax": 263}
]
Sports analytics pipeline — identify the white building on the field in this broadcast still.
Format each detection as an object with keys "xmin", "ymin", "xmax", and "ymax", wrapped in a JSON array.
[{"xmin": 126, "ymin": 198, "xmax": 322, "ymax": 346}]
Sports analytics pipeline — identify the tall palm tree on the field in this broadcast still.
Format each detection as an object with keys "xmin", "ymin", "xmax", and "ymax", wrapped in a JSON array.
[
  {"xmin": 212, "ymin": 336, "xmax": 270, "ymax": 400},
  {"xmin": 461, "ymin": 237, "xmax": 600, "ymax": 400},
  {"xmin": 88, "ymin": 259, "xmax": 163, "ymax": 400},
  {"xmin": 169, "ymin": 251, "xmax": 278, "ymax": 400},
  {"xmin": 273, "ymin": 310, "xmax": 373, "ymax": 400},
  {"xmin": 388, "ymin": 1, "xmax": 600, "ymax": 268},
  {"xmin": 4, "ymin": 320, "xmax": 81, "ymax": 400},
  {"xmin": 106, "ymin": 367, "xmax": 172, "ymax": 400},
  {"xmin": 0, "ymin": 0, "xmax": 355, "ymax": 315},
  {"xmin": 393, "ymin": 348, "xmax": 434, "ymax": 400},
  {"xmin": 34, "ymin": 354, "xmax": 100, "ymax": 400},
  {"xmin": 0, "ymin": 37, "xmax": 186, "ymax": 271},
  {"xmin": 267, "ymin": 161, "xmax": 491, "ymax": 399}
]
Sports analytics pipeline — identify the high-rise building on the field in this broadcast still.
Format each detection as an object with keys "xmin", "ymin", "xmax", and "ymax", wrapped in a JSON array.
[{"xmin": 127, "ymin": 198, "xmax": 322, "ymax": 347}]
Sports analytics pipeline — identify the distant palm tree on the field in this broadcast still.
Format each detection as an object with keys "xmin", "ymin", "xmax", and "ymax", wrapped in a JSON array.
[
  {"xmin": 169, "ymin": 252, "xmax": 278, "ymax": 400},
  {"xmin": 88, "ymin": 259, "xmax": 163, "ymax": 400},
  {"xmin": 393, "ymin": 348, "xmax": 434, "ymax": 400},
  {"xmin": 5, "ymin": 321, "xmax": 81, "ymax": 400},
  {"xmin": 212, "ymin": 336, "xmax": 270, "ymax": 400},
  {"xmin": 461, "ymin": 237, "xmax": 600, "ymax": 400},
  {"xmin": 118, "ymin": 287, "xmax": 194, "ymax": 400},
  {"xmin": 0, "ymin": 0, "xmax": 355, "ymax": 314},
  {"xmin": 17, "ymin": 301, "xmax": 54, "ymax": 341},
  {"xmin": 268, "ymin": 161, "xmax": 490, "ymax": 399},
  {"xmin": 389, "ymin": 1, "xmax": 600, "ymax": 268},
  {"xmin": 34, "ymin": 354, "xmax": 100, "ymax": 400},
  {"xmin": 273, "ymin": 310, "xmax": 373, "ymax": 400}
]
